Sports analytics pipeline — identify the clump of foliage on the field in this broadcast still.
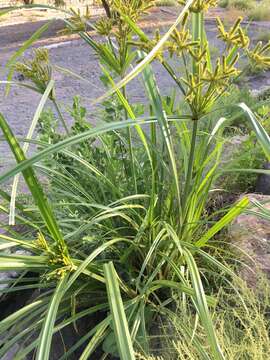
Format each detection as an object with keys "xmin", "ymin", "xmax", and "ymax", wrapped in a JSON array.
[
  {"xmin": 0, "ymin": 1, "xmax": 270, "ymax": 360},
  {"xmin": 219, "ymin": 0, "xmax": 270, "ymax": 21},
  {"xmin": 218, "ymin": 0, "xmax": 229, "ymax": 8},
  {"xmin": 218, "ymin": 0, "xmax": 255, "ymax": 10},
  {"xmin": 221, "ymin": 103, "xmax": 270, "ymax": 193},
  {"xmin": 155, "ymin": 0, "xmax": 178, "ymax": 6},
  {"xmin": 248, "ymin": 0, "xmax": 270, "ymax": 21},
  {"xmin": 213, "ymin": 85, "xmax": 257, "ymax": 130},
  {"xmin": 147, "ymin": 275, "xmax": 270, "ymax": 359},
  {"xmin": 229, "ymin": 0, "xmax": 255, "ymax": 11}
]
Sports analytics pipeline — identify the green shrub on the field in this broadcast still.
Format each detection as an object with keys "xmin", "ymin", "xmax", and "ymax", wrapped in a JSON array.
[
  {"xmin": 222, "ymin": 135, "xmax": 266, "ymax": 193},
  {"xmin": 248, "ymin": 0, "xmax": 270, "ymax": 21},
  {"xmin": 213, "ymin": 85, "xmax": 257, "ymax": 131},
  {"xmin": 218, "ymin": 0, "xmax": 229, "ymax": 8},
  {"xmin": 230, "ymin": 0, "xmax": 256, "ymax": 11},
  {"xmin": 221, "ymin": 104, "xmax": 270, "ymax": 193},
  {"xmin": 155, "ymin": 0, "xmax": 178, "ymax": 6}
]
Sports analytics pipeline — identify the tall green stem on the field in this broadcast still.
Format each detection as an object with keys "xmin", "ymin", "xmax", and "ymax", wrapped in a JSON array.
[
  {"xmin": 122, "ymin": 85, "xmax": 137, "ymax": 193},
  {"xmin": 181, "ymin": 11, "xmax": 202, "ymax": 223},
  {"xmin": 182, "ymin": 118, "xmax": 198, "ymax": 211},
  {"xmin": 162, "ymin": 61, "xmax": 186, "ymax": 97}
]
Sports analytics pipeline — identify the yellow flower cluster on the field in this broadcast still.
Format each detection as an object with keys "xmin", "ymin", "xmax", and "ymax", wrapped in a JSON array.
[
  {"xmin": 129, "ymin": 30, "xmax": 164, "ymax": 61},
  {"xmin": 36, "ymin": 232, "xmax": 50, "ymax": 252},
  {"xmin": 202, "ymin": 55, "xmax": 240, "ymax": 86},
  {"xmin": 247, "ymin": 41, "xmax": 270, "ymax": 70},
  {"xmin": 36, "ymin": 232, "xmax": 75, "ymax": 279},
  {"xmin": 95, "ymin": 17, "xmax": 114, "ymax": 36},
  {"xmin": 217, "ymin": 17, "xmax": 249, "ymax": 49},
  {"xmin": 181, "ymin": 51, "xmax": 240, "ymax": 116},
  {"xmin": 217, "ymin": 17, "xmax": 270, "ymax": 71},
  {"xmin": 167, "ymin": 14, "xmax": 199, "ymax": 57}
]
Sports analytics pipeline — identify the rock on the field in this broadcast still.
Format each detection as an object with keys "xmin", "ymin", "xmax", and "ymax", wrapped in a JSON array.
[
  {"xmin": 251, "ymin": 85, "xmax": 270, "ymax": 99},
  {"xmin": 255, "ymin": 162, "xmax": 270, "ymax": 195},
  {"xmin": 229, "ymin": 194, "xmax": 270, "ymax": 287},
  {"xmin": 14, "ymin": 73, "xmax": 25, "ymax": 82}
]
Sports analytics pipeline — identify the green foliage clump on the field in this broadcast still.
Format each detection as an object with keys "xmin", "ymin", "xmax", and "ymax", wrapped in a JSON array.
[
  {"xmin": 155, "ymin": 0, "xmax": 178, "ymax": 6},
  {"xmin": 214, "ymin": 85, "xmax": 257, "ymax": 130},
  {"xmin": 219, "ymin": 0, "xmax": 255, "ymax": 11},
  {"xmin": 218, "ymin": 0, "xmax": 229, "ymax": 8},
  {"xmin": 230, "ymin": 0, "xmax": 255, "ymax": 11},
  {"xmin": 248, "ymin": 0, "xmax": 270, "ymax": 21},
  {"xmin": 221, "ymin": 104, "xmax": 270, "ymax": 193},
  {"xmin": 223, "ymin": 135, "xmax": 266, "ymax": 193}
]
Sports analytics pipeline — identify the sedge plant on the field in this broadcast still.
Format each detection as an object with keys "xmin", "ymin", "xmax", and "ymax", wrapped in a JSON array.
[{"xmin": 1, "ymin": 0, "xmax": 270, "ymax": 359}]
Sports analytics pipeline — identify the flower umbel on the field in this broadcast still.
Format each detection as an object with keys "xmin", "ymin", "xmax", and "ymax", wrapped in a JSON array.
[
  {"xmin": 14, "ymin": 48, "xmax": 53, "ymax": 96},
  {"xmin": 247, "ymin": 41, "xmax": 270, "ymax": 70},
  {"xmin": 217, "ymin": 17, "xmax": 250, "ymax": 49}
]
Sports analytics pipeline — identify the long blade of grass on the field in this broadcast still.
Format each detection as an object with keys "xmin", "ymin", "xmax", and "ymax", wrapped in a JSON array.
[
  {"xmin": 0, "ymin": 299, "xmax": 45, "ymax": 333},
  {"xmin": 141, "ymin": 57, "xmax": 181, "ymax": 214},
  {"xmin": 0, "ymin": 113, "xmax": 68, "ymax": 255},
  {"xmin": 0, "ymin": 255, "xmax": 48, "ymax": 271},
  {"xmin": 36, "ymin": 275, "xmax": 69, "ymax": 360},
  {"xmin": 9, "ymin": 79, "xmax": 55, "ymax": 225},
  {"xmin": 79, "ymin": 321, "xmax": 109, "ymax": 360},
  {"xmin": 149, "ymin": 280, "xmax": 216, "ymax": 307},
  {"xmin": 0, "ymin": 80, "xmax": 40, "ymax": 92},
  {"xmin": 195, "ymin": 196, "xmax": 249, "ymax": 248},
  {"xmin": 238, "ymin": 102, "xmax": 270, "ymax": 161},
  {"xmin": 104, "ymin": 262, "xmax": 135, "ymax": 360},
  {"xmin": 184, "ymin": 249, "xmax": 224, "ymax": 360}
]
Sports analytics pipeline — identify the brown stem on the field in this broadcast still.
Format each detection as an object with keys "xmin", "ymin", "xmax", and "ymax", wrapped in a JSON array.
[{"xmin": 101, "ymin": 0, "xmax": 112, "ymax": 18}]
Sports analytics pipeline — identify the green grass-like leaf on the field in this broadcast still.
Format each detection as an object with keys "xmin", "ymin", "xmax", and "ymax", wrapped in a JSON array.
[{"xmin": 104, "ymin": 262, "xmax": 136, "ymax": 360}]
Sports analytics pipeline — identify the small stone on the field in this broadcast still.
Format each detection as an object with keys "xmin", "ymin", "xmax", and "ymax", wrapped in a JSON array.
[
  {"xmin": 255, "ymin": 162, "xmax": 270, "ymax": 195},
  {"xmin": 14, "ymin": 73, "xmax": 25, "ymax": 82}
]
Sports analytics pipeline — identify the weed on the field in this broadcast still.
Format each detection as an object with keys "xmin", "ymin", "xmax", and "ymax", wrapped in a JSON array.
[{"xmin": 161, "ymin": 276, "xmax": 270, "ymax": 359}]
